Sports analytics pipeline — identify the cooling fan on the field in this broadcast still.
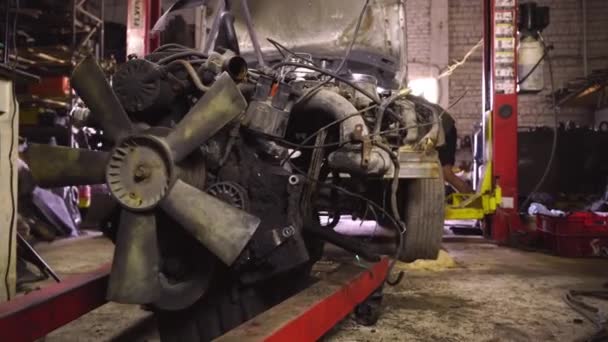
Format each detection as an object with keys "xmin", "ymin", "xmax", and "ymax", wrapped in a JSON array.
[{"xmin": 24, "ymin": 56, "xmax": 261, "ymax": 305}]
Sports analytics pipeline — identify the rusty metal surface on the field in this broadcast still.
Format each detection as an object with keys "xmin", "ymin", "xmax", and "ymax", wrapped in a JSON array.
[
  {"xmin": 230, "ymin": 0, "xmax": 407, "ymax": 83},
  {"xmin": 396, "ymin": 149, "xmax": 441, "ymax": 179},
  {"xmin": 215, "ymin": 257, "xmax": 389, "ymax": 342},
  {"xmin": 71, "ymin": 56, "xmax": 134, "ymax": 143},
  {"xmin": 24, "ymin": 144, "xmax": 109, "ymax": 188},
  {"xmin": 160, "ymin": 179, "xmax": 261, "ymax": 266},
  {"xmin": 164, "ymin": 72, "xmax": 247, "ymax": 162},
  {"xmin": 107, "ymin": 211, "xmax": 160, "ymax": 304}
]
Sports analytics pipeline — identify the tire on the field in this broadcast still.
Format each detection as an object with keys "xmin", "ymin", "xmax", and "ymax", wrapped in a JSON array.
[{"xmin": 398, "ymin": 167, "xmax": 445, "ymax": 262}]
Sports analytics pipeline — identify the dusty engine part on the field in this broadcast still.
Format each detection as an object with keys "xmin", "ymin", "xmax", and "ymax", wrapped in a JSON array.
[
  {"xmin": 294, "ymin": 89, "xmax": 392, "ymax": 175},
  {"xmin": 24, "ymin": 16, "xmax": 446, "ymax": 337},
  {"xmin": 27, "ymin": 57, "xmax": 260, "ymax": 307},
  {"xmin": 243, "ymin": 76, "xmax": 292, "ymax": 138},
  {"xmin": 207, "ymin": 181, "xmax": 249, "ymax": 210},
  {"xmin": 339, "ymin": 73, "xmax": 379, "ymax": 108},
  {"xmin": 113, "ymin": 58, "xmax": 176, "ymax": 114},
  {"xmin": 204, "ymin": 50, "xmax": 248, "ymax": 81}
]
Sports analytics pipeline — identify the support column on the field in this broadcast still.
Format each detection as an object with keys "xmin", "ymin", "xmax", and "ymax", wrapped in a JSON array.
[
  {"xmin": 0, "ymin": 76, "xmax": 18, "ymax": 302},
  {"xmin": 430, "ymin": 0, "xmax": 449, "ymax": 108}
]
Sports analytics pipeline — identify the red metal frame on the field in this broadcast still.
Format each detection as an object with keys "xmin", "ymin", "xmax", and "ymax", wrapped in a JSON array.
[
  {"xmin": 484, "ymin": 0, "xmax": 522, "ymax": 243},
  {"xmin": 149, "ymin": 0, "xmax": 161, "ymax": 52},
  {"xmin": 216, "ymin": 258, "xmax": 389, "ymax": 342},
  {"xmin": 0, "ymin": 264, "xmax": 110, "ymax": 342},
  {"xmin": 0, "ymin": 258, "xmax": 387, "ymax": 341},
  {"xmin": 126, "ymin": 0, "xmax": 161, "ymax": 57}
]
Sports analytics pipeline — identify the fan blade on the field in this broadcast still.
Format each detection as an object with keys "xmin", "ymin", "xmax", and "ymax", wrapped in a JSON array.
[
  {"xmin": 107, "ymin": 210, "xmax": 161, "ymax": 304},
  {"xmin": 72, "ymin": 56, "xmax": 133, "ymax": 142},
  {"xmin": 160, "ymin": 180, "xmax": 260, "ymax": 265},
  {"xmin": 24, "ymin": 144, "xmax": 108, "ymax": 188},
  {"xmin": 164, "ymin": 72, "xmax": 247, "ymax": 162}
]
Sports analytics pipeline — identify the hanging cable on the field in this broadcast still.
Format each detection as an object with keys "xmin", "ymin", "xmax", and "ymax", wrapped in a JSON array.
[
  {"xmin": 437, "ymin": 38, "xmax": 483, "ymax": 80},
  {"xmin": 517, "ymin": 44, "xmax": 553, "ymax": 85},
  {"xmin": 374, "ymin": 88, "xmax": 411, "ymax": 134},
  {"xmin": 280, "ymin": 104, "xmax": 378, "ymax": 164},
  {"xmin": 335, "ymin": 0, "xmax": 370, "ymax": 74},
  {"xmin": 295, "ymin": 0, "xmax": 371, "ymax": 102},
  {"xmin": 271, "ymin": 62, "xmax": 380, "ymax": 105},
  {"xmin": 267, "ymin": 38, "xmax": 316, "ymax": 65},
  {"xmin": 520, "ymin": 33, "xmax": 559, "ymax": 212},
  {"xmin": 288, "ymin": 162, "xmax": 404, "ymax": 285},
  {"xmin": 371, "ymin": 142, "xmax": 405, "ymax": 286},
  {"xmin": 156, "ymin": 51, "xmax": 208, "ymax": 65}
]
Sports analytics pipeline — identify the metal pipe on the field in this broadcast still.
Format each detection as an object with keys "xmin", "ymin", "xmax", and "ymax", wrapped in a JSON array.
[
  {"xmin": 296, "ymin": 90, "xmax": 392, "ymax": 175},
  {"xmin": 296, "ymin": 89, "xmax": 369, "ymax": 143},
  {"xmin": 166, "ymin": 60, "xmax": 210, "ymax": 92},
  {"xmin": 239, "ymin": 0, "xmax": 265, "ymax": 67},
  {"xmin": 203, "ymin": 0, "xmax": 225, "ymax": 54}
]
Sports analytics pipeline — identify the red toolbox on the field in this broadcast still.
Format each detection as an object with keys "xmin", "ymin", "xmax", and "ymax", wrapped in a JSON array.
[{"xmin": 536, "ymin": 212, "xmax": 608, "ymax": 257}]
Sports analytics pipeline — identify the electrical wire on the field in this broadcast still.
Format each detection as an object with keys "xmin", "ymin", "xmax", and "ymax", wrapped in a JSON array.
[
  {"xmin": 263, "ymin": 92, "xmax": 468, "ymax": 286},
  {"xmin": 520, "ymin": 33, "xmax": 558, "ymax": 212},
  {"xmin": 267, "ymin": 39, "xmax": 286, "ymax": 58},
  {"xmin": 272, "ymin": 90, "xmax": 467, "ymax": 165},
  {"xmin": 271, "ymin": 62, "xmax": 381, "ymax": 105},
  {"xmin": 4, "ymin": 0, "xmax": 19, "ymax": 300},
  {"xmin": 335, "ymin": 0, "xmax": 370, "ymax": 74},
  {"xmin": 373, "ymin": 90, "xmax": 467, "ymax": 137},
  {"xmin": 517, "ymin": 44, "xmax": 552, "ymax": 86},
  {"xmin": 437, "ymin": 38, "xmax": 483, "ymax": 80},
  {"xmin": 371, "ymin": 141, "xmax": 405, "ymax": 286},
  {"xmin": 266, "ymin": 38, "xmax": 316, "ymax": 65},
  {"xmin": 280, "ymin": 104, "xmax": 378, "ymax": 164},
  {"xmin": 288, "ymin": 161, "xmax": 404, "ymax": 285},
  {"xmin": 374, "ymin": 88, "xmax": 411, "ymax": 134},
  {"xmin": 291, "ymin": 0, "xmax": 370, "ymax": 102},
  {"xmin": 157, "ymin": 51, "xmax": 208, "ymax": 65}
]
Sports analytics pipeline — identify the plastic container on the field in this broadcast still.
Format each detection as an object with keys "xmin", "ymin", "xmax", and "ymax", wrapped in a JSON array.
[{"xmin": 536, "ymin": 212, "xmax": 608, "ymax": 257}]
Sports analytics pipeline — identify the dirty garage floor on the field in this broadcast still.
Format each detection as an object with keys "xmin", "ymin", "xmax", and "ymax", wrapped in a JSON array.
[{"xmin": 37, "ymin": 236, "xmax": 607, "ymax": 341}]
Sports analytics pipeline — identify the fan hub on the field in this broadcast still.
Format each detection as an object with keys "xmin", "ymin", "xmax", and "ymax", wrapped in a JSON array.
[{"xmin": 106, "ymin": 135, "xmax": 174, "ymax": 211}]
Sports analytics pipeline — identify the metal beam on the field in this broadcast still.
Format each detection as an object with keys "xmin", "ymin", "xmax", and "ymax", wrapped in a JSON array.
[
  {"xmin": 216, "ymin": 258, "xmax": 389, "ymax": 341},
  {"xmin": 0, "ymin": 264, "xmax": 110, "ymax": 341}
]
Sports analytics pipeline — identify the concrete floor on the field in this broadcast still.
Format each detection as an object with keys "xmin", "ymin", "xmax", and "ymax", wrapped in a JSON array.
[{"xmin": 32, "ymin": 235, "xmax": 607, "ymax": 341}]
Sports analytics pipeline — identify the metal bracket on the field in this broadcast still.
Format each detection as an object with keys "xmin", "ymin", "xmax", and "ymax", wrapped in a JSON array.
[{"xmin": 350, "ymin": 124, "xmax": 372, "ymax": 169}]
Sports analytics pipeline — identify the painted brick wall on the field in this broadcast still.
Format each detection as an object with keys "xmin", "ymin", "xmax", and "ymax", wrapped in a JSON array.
[
  {"xmin": 446, "ymin": 0, "xmax": 608, "ymax": 136},
  {"xmin": 446, "ymin": 0, "xmax": 483, "ymax": 136},
  {"xmin": 406, "ymin": 0, "xmax": 432, "ymax": 80}
]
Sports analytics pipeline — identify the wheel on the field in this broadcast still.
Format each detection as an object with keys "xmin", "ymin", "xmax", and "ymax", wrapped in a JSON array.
[
  {"xmin": 156, "ymin": 264, "xmax": 314, "ymax": 342},
  {"xmin": 354, "ymin": 285, "xmax": 383, "ymax": 326},
  {"xmin": 398, "ymin": 165, "xmax": 445, "ymax": 262}
]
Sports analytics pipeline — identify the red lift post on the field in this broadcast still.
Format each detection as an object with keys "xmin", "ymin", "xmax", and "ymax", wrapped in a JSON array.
[
  {"xmin": 484, "ymin": 0, "xmax": 522, "ymax": 243},
  {"xmin": 126, "ymin": 0, "xmax": 161, "ymax": 57}
]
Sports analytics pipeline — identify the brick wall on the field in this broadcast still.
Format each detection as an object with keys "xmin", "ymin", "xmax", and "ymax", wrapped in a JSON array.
[
  {"xmin": 446, "ymin": 0, "xmax": 483, "ymax": 136},
  {"xmin": 406, "ymin": 0, "xmax": 432, "ymax": 79},
  {"xmin": 446, "ymin": 0, "xmax": 608, "ymax": 136}
]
